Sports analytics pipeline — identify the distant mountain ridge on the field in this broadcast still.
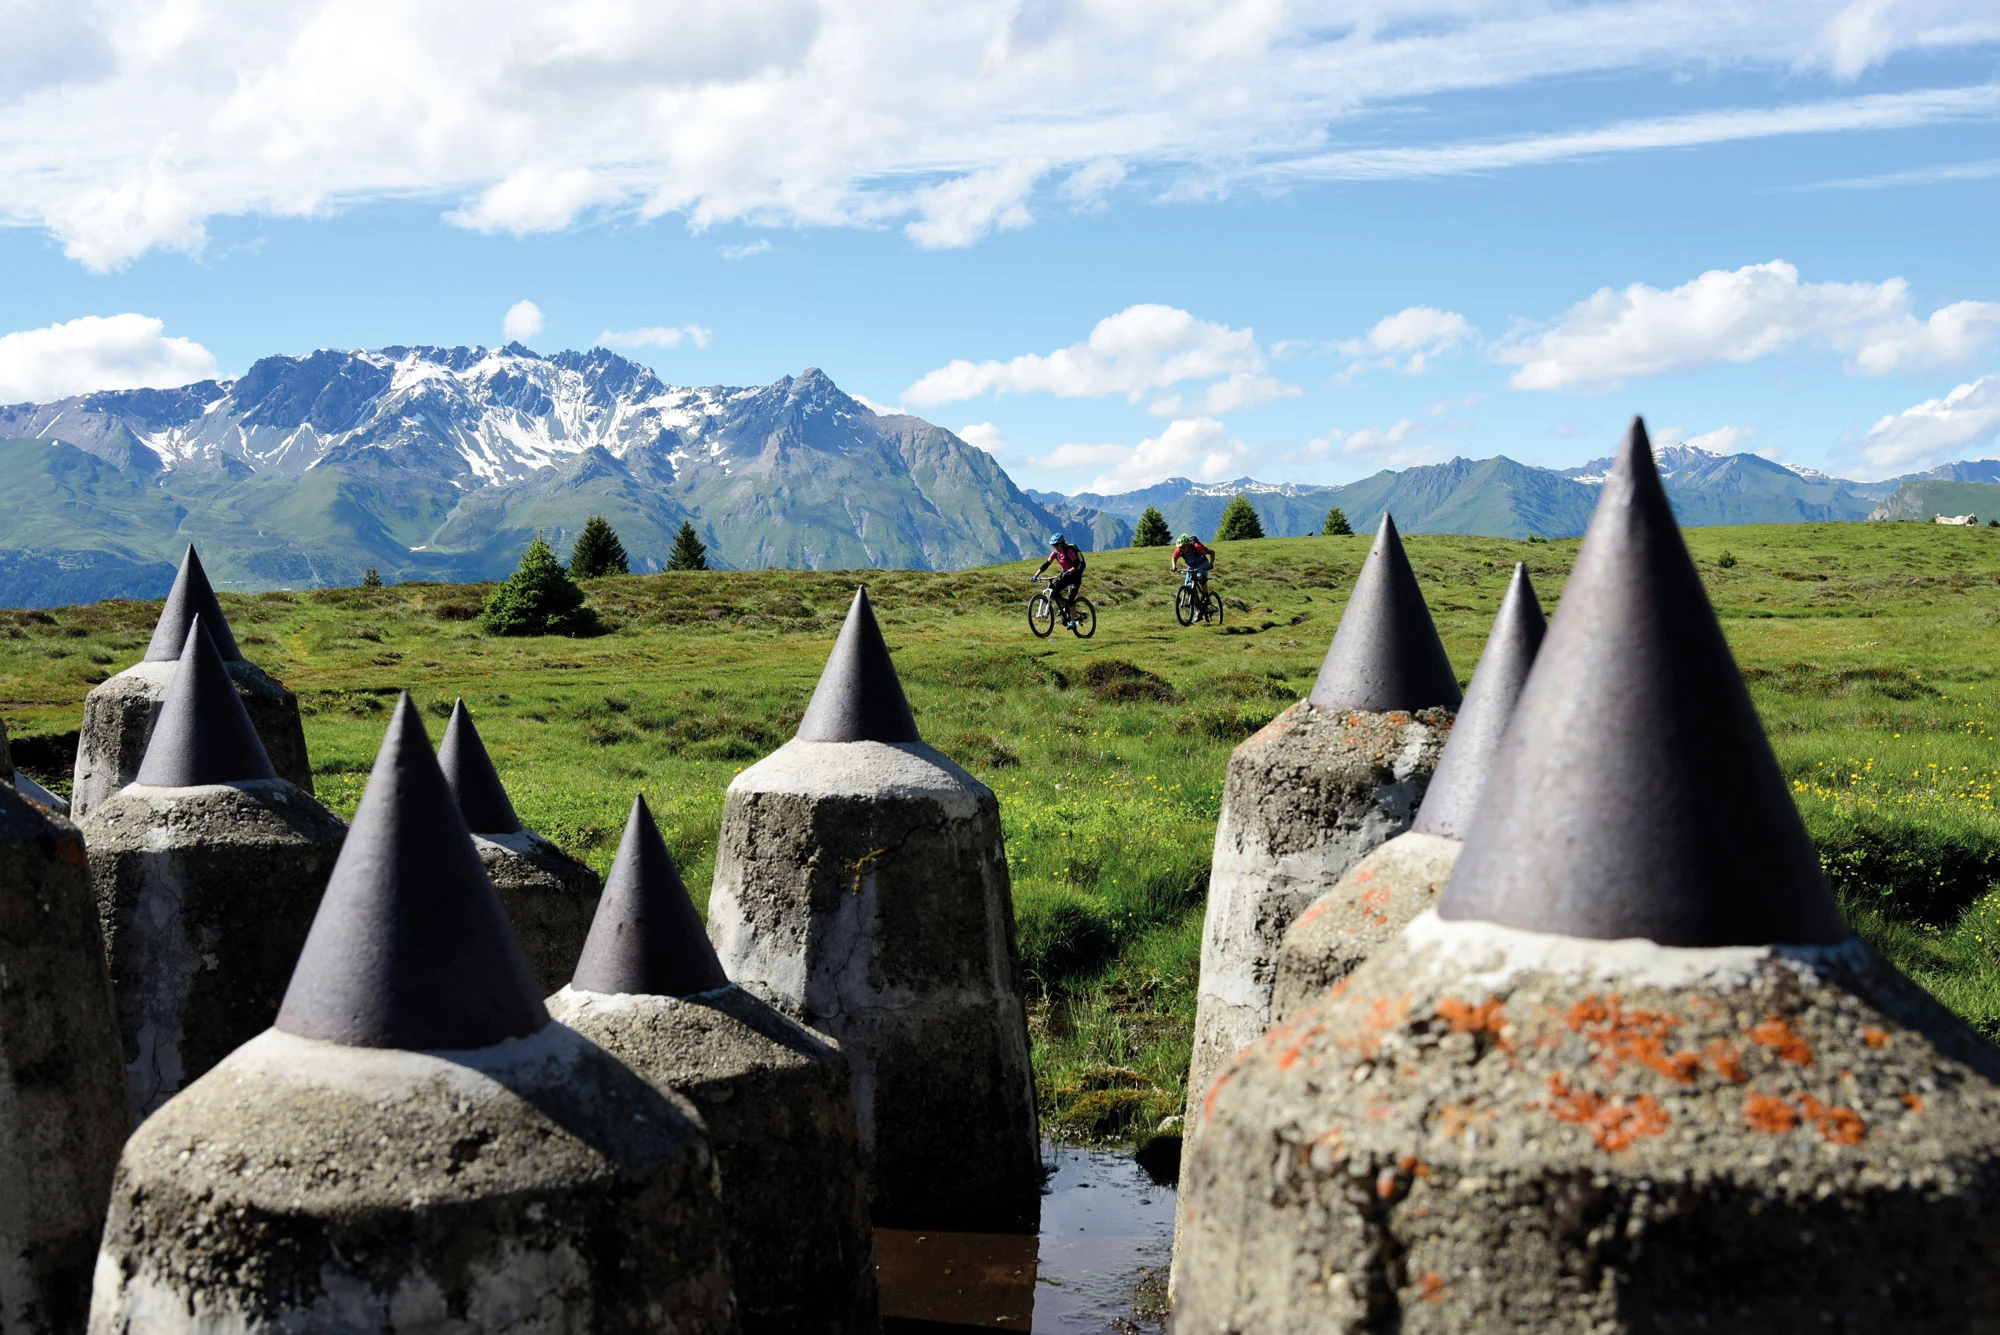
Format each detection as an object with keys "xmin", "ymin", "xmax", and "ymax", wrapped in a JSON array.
[
  {"xmin": 0, "ymin": 345, "xmax": 1086, "ymax": 605},
  {"xmin": 1050, "ymin": 444, "xmax": 1984, "ymax": 542},
  {"xmin": 3, "ymin": 343, "xmax": 1996, "ymax": 608}
]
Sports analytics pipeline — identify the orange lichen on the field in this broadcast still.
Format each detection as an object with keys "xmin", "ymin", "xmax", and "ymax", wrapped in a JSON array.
[
  {"xmin": 1416, "ymin": 1272, "xmax": 1446, "ymax": 1303},
  {"xmin": 1437, "ymin": 996, "xmax": 1508, "ymax": 1035},
  {"xmin": 1353, "ymin": 867, "xmax": 1377, "ymax": 883},
  {"xmin": 1900, "ymin": 1092, "xmax": 1925, "ymax": 1113},
  {"xmin": 1702, "ymin": 1038, "xmax": 1747, "ymax": 1084},
  {"xmin": 1748, "ymin": 1016, "xmax": 1813, "ymax": 1065},
  {"xmin": 1566, "ymin": 995, "xmax": 1704, "ymax": 1085},
  {"xmin": 1396, "ymin": 1155, "xmax": 1431, "ymax": 1179},
  {"xmin": 1795, "ymin": 1094, "xmax": 1866, "ymax": 1146},
  {"xmin": 1345, "ymin": 994, "xmax": 1413, "ymax": 1059},
  {"xmin": 1294, "ymin": 898, "xmax": 1331, "ymax": 927},
  {"xmin": 1271, "ymin": 1020, "xmax": 1328, "ymax": 1072},
  {"xmin": 1375, "ymin": 1168, "xmax": 1400, "ymax": 1199},
  {"xmin": 1742, "ymin": 1092, "xmax": 1800, "ymax": 1133},
  {"xmin": 1861, "ymin": 1026, "xmax": 1890, "ymax": 1049},
  {"xmin": 1540, "ymin": 1074, "xmax": 1671, "ymax": 1151},
  {"xmin": 1202, "ymin": 1069, "xmax": 1234, "ymax": 1124}
]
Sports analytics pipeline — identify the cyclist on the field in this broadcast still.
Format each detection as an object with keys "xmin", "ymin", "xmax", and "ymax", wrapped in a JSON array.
[
  {"xmin": 1034, "ymin": 533, "xmax": 1087, "ymax": 628},
  {"xmin": 1171, "ymin": 532, "xmax": 1214, "ymax": 592}
]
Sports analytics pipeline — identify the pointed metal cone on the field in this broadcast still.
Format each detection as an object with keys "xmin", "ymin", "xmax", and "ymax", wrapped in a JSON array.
[
  {"xmin": 569, "ymin": 795, "xmax": 731, "ymax": 997},
  {"xmin": 135, "ymin": 616, "xmax": 277, "ymax": 787},
  {"xmin": 1413, "ymin": 564, "xmax": 1547, "ymax": 839},
  {"xmin": 275, "ymin": 694, "xmax": 548, "ymax": 1049},
  {"xmin": 438, "ymin": 699, "xmax": 522, "ymax": 834},
  {"xmin": 1438, "ymin": 419, "xmax": 1847, "ymax": 945},
  {"xmin": 143, "ymin": 546, "xmax": 242, "ymax": 662},
  {"xmin": 794, "ymin": 587, "xmax": 920, "ymax": 743},
  {"xmin": 1308, "ymin": 513, "xmax": 1462, "ymax": 713}
]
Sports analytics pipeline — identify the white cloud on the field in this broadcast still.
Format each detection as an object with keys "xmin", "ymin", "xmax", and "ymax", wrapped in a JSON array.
[
  {"xmin": 957, "ymin": 421, "xmax": 1007, "ymax": 453},
  {"xmin": 445, "ymin": 165, "xmax": 620, "ymax": 235},
  {"xmin": 0, "ymin": 314, "xmax": 219, "ymax": 403},
  {"xmin": 8, "ymin": 2, "xmax": 2000, "ymax": 269},
  {"xmin": 502, "ymin": 300, "xmax": 545, "ymax": 342},
  {"xmin": 1495, "ymin": 261, "xmax": 2000, "ymax": 391},
  {"xmin": 719, "ymin": 239, "xmax": 772, "ymax": 259},
  {"xmin": 1058, "ymin": 159, "xmax": 1126, "ymax": 212},
  {"xmin": 1030, "ymin": 417, "xmax": 1247, "ymax": 492},
  {"xmin": 597, "ymin": 323, "xmax": 712, "ymax": 350},
  {"xmin": 903, "ymin": 305, "xmax": 1288, "ymax": 418},
  {"xmin": 1338, "ymin": 306, "xmax": 1476, "ymax": 376},
  {"xmin": 850, "ymin": 392, "xmax": 896, "ymax": 415},
  {"xmin": 1860, "ymin": 375, "xmax": 2000, "ymax": 474}
]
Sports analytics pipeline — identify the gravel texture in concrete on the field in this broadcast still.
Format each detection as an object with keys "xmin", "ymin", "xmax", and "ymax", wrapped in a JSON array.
[
  {"xmin": 0, "ymin": 785, "xmax": 130, "ymax": 1335},
  {"xmin": 89, "ymin": 1024, "xmax": 738, "ymax": 1334},
  {"xmin": 708, "ymin": 738, "xmax": 1040, "ymax": 1232},
  {"xmin": 1272, "ymin": 831, "xmax": 1462, "ymax": 1022},
  {"xmin": 1176, "ymin": 910, "xmax": 2000, "ymax": 1334},
  {"xmin": 72, "ymin": 659, "xmax": 313, "ymax": 817},
  {"xmin": 551, "ymin": 983, "xmax": 877, "ymax": 1333},
  {"xmin": 474, "ymin": 828, "xmax": 602, "ymax": 995},
  {"xmin": 80, "ymin": 779, "xmax": 345, "ymax": 1118}
]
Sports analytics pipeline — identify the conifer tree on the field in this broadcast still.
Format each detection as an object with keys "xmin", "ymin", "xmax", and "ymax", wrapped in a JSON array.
[
  {"xmin": 481, "ymin": 532, "xmax": 598, "ymax": 636},
  {"xmin": 1215, "ymin": 495, "xmax": 1265, "ymax": 541},
  {"xmin": 667, "ymin": 521, "xmax": 710, "ymax": 572},
  {"xmin": 568, "ymin": 515, "xmax": 629, "ymax": 578},
  {"xmin": 1132, "ymin": 507, "xmax": 1172, "ymax": 547},
  {"xmin": 1322, "ymin": 506, "xmax": 1353, "ymax": 536},
  {"xmin": 362, "ymin": 568, "xmax": 383, "ymax": 588}
]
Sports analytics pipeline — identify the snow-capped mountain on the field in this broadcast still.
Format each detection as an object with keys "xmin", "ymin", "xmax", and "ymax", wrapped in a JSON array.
[{"xmin": 0, "ymin": 346, "xmax": 1080, "ymax": 603}]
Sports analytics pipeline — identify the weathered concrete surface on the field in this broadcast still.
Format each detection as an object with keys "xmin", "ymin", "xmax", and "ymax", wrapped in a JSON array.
[
  {"xmin": 0, "ymin": 784, "xmax": 130, "ymax": 1334},
  {"xmin": 707, "ymin": 738, "xmax": 1041, "ymax": 1232},
  {"xmin": 1272, "ymin": 831, "xmax": 1461, "ymax": 1022},
  {"xmin": 89, "ymin": 1023, "xmax": 738, "ymax": 1334},
  {"xmin": 71, "ymin": 659, "xmax": 313, "ymax": 817},
  {"xmin": 550, "ymin": 983, "xmax": 877, "ymax": 1333},
  {"xmin": 80, "ymin": 779, "xmax": 345, "ymax": 1118},
  {"xmin": 1176, "ymin": 910, "xmax": 2000, "ymax": 1334},
  {"xmin": 475, "ymin": 828, "xmax": 601, "ymax": 994},
  {"xmin": 1183, "ymin": 702, "xmax": 1451, "ymax": 1146}
]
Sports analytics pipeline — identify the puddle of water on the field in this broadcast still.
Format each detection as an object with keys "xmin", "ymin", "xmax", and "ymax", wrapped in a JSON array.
[{"xmin": 877, "ymin": 1142, "xmax": 1173, "ymax": 1334}]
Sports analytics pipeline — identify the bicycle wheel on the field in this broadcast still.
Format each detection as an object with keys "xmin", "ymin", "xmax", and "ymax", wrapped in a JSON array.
[
  {"xmin": 1069, "ymin": 595, "xmax": 1096, "ymax": 638},
  {"xmin": 1175, "ymin": 586, "xmax": 1196, "ymax": 626},
  {"xmin": 1028, "ymin": 591, "xmax": 1055, "ymax": 638},
  {"xmin": 1204, "ymin": 589, "xmax": 1223, "ymax": 625}
]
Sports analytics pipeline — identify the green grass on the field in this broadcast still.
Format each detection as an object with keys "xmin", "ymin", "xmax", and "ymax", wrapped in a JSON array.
[{"xmin": 6, "ymin": 520, "xmax": 2000, "ymax": 1145}]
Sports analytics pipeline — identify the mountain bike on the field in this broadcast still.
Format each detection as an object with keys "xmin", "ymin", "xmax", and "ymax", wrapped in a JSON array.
[
  {"xmin": 1029, "ymin": 576, "xmax": 1096, "ymax": 639},
  {"xmin": 1175, "ymin": 567, "xmax": 1223, "ymax": 626}
]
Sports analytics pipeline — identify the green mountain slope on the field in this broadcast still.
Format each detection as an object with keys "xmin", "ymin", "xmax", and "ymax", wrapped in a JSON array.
[{"xmin": 1869, "ymin": 480, "xmax": 2000, "ymax": 523}]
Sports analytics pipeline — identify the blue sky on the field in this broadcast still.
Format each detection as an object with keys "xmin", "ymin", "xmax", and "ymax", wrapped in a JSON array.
[{"xmin": 2, "ymin": 2, "xmax": 1998, "ymax": 492}]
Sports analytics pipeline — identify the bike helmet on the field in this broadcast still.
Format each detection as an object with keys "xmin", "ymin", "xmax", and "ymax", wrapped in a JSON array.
[
  {"xmin": 1178, "ymin": 533, "xmax": 1197, "ymax": 546},
  {"xmin": 1049, "ymin": 533, "xmax": 1064, "ymax": 546}
]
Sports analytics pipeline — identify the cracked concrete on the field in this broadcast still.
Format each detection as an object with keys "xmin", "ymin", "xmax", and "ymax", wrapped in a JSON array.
[
  {"xmin": 474, "ymin": 828, "xmax": 601, "ymax": 995},
  {"xmin": 707, "ymin": 739, "xmax": 1040, "ymax": 1231},
  {"xmin": 0, "ymin": 784, "xmax": 129, "ymax": 1335},
  {"xmin": 89, "ymin": 1024, "xmax": 737, "ymax": 1334},
  {"xmin": 71, "ymin": 659, "xmax": 313, "ymax": 818},
  {"xmin": 1175, "ymin": 911, "xmax": 2000, "ymax": 1333},
  {"xmin": 549, "ymin": 983, "xmax": 877, "ymax": 1333},
  {"xmin": 79, "ymin": 779, "xmax": 345, "ymax": 1119}
]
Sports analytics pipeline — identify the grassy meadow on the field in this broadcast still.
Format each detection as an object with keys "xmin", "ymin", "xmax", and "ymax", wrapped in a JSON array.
[{"xmin": 4, "ymin": 521, "xmax": 2000, "ymax": 1146}]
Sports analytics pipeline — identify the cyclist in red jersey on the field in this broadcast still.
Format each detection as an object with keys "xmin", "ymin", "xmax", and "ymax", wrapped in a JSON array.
[{"xmin": 1033, "ymin": 534, "xmax": 1087, "ymax": 627}]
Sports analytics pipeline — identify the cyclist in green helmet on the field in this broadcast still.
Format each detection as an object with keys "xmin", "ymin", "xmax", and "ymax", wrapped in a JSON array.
[{"xmin": 1171, "ymin": 532, "xmax": 1214, "ymax": 585}]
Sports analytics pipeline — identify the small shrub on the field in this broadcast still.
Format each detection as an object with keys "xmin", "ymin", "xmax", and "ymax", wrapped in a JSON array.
[
  {"xmin": 1215, "ymin": 496, "xmax": 1265, "ymax": 541},
  {"xmin": 1526, "ymin": 533, "xmax": 1547, "ymax": 544},
  {"xmin": 361, "ymin": 568, "xmax": 383, "ymax": 588},
  {"xmin": 1131, "ymin": 507, "xmax": 1172, "ymax": 547},
  {"xmin": 1718, "ymin": 550, "xmax": 1738, "ymax": 569},
  {"xmin": 481, "ymin": 533, "xmax": 600, "ymax": 637},
  {"xmin": 569, "ymin": 515, "xmax": 630, "ymax": 578},
  {"xmin": 668, "ymin": 521, "xmax": 710, "ymax": 572},
  {"xmin": 435, "ymin": 601, "xmax": 480, "ymax": 621}
]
